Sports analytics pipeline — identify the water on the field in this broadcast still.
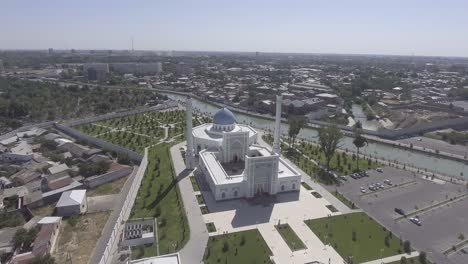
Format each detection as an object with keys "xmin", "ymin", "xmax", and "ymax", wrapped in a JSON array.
[
  {"xmin": 348, "ymin": 104, "xmax": 381, "ymax": 131},
  {"xmin": 165, "ymin": 93, "xmax": 468, "ymax": 178}
]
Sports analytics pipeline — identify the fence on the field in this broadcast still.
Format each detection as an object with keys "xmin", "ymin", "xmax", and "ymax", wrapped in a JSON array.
[{"xmin": 97, "ymin": 148, "xmax": 149, "ymax": 264}]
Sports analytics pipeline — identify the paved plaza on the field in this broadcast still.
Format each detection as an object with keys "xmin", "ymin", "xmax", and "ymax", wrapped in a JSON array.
[{"xmin": 199, "ymin": 179, "xmax": 345, "ymax": 264}]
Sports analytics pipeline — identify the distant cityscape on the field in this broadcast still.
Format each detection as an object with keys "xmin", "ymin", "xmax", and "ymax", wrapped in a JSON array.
[{"xmin": 0, "ymin": 49, "xmax": 467, "ymax": 264}]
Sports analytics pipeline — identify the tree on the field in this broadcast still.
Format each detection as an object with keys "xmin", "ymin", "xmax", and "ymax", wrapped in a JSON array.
[
  {"xmin": 29, "ymin": 253, "xmax": 56, "ymax": 264},
  {"xmin": 403, "ymin": 240, "xmax": 411, "ymax": 254},
  {"xmin": 318, "ymin": 125, "xmax": 343, "ymax": 174},
  {"xmin": 288, "ymin": 116, "xmax": 305, "ymax": 150},
  {"xmin": 418, "ymin": 251, "xmax": 427, "ymax": 264},
  {"xmin": 400, "ymin": 256, "xmax": 407, "ymax": 264},
  {"xmin": 352, "ymin": 122, "xmax": 367, "ymax": 171},
  {"xmin": 117, "ymin": 153, "xmax": 132, "ymax": 165}
]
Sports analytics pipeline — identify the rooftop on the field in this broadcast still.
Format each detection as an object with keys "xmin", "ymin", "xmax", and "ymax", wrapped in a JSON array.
[{"xmin": 56, "ymin": 189, "xmax": 86, "ymax": 207}]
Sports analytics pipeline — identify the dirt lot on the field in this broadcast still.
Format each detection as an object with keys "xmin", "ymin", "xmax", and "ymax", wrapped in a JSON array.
[
  {"xmin": 53, "ymin": 212, "xmax": 111, "ymax": 264},
  {"xmin": 389, "ymin": 108, "xmax": 459, "ymax": 129}
]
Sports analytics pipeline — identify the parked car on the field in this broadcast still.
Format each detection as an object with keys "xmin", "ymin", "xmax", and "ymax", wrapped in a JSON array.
[
  {"xmin": 394, "ymin": 208, "xmax": 406, "ymax": 216},
  {"xmin": 376, "ymin": 168, "xmax": 383, "ymax": 173},
  {"xmin": 410, "ymin": 216, "xmax": 422, "ymax": 226},
  {"xmin": 340, "ymin": 176, "xmax": 348, "ymax": 181},
  {"xmin": 384, "ymin": 179, "xmax": 393, "ymax": 185}
]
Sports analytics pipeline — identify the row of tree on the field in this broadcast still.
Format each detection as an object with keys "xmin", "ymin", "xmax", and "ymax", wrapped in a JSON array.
[{"xmin": 288, "ymin": 116, "xmax": 368, "ymax": 180}]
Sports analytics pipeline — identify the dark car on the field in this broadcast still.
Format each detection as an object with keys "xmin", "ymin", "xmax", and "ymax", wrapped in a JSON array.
[{"xmin": 394, "ymin": 208, "xmax": 406, "ymax": 216}]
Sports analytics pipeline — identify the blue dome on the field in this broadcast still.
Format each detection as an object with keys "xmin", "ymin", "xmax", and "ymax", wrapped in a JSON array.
[{"xmin": 213, "ymin": 108, "xmax": 236, "ymax": 125}]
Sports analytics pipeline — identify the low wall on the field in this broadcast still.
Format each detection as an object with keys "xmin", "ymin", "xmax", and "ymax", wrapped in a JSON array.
[{"xmin": 84, "ymin": 167, "xmax": 133, "ymax": 189}]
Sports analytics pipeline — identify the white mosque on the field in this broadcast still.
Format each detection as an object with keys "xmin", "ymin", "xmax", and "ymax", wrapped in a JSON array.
[{"xmin": 185, "ymin": 95, "xmax": 301, "ymax": 201}]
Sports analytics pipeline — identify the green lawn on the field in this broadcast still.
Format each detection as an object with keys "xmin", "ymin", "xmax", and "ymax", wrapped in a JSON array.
[
  {"xmin": 203, "ymin": 229, "xmax": 272, "ymax": 264},
  {"xmin": 201, "ymin": 206, "xmax": 209, "ymax": 214},
  {"xmin": 262, "ymin": 134, "xmax": 381, "ymax": 182},
  {"xmin": 326, "ymin": 205, "xmax": 339, "ymax": 213},
  {"xmin": 206, "ymin": 222, "xmax": 217, "ymax": 233},
  {"xmin": 275, "ymin": 224, "xmax": 306, "ymax": 251},
  {"xmin": 76, "ymin": 110, "xmax": 187, "ymax": 154},
  {"xmin": 129, "ymin": 143, "xmax": 189, "ymax": 256},
  {"xmin": 306, "ymin": 212, "xmax": 406, "ymax": 263},
  {"xmin": 190, "ymin": 176, "xmax": 200, "ymax": 192},
  {"xmin": 196, "ymin": 194, "xmax": 205, "ymax": 205},
  {"xmin": 301, "ymin": 182, "xmax": 312, "ymax": 190}
]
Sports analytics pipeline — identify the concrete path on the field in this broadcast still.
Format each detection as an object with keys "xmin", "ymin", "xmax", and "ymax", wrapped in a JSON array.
[
  {"xmin": 170, "ymin": 142, "xmax": 208, "ymax": 264},
  {"xmin": 257, "ymin": 132, "xmax": 354, "ymax": 214},
  {"xmin": 360, "ymin": 251, "xmax": 419, "ymax": 264},
  {"xmin": 87, "ymin": 194, "xmax": 117, "ymax": 213}
]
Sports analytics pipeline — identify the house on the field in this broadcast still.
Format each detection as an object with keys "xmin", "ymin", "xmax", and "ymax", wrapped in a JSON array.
[
  {"xmin": 47, "ymin": 163, "xmax": 70, "ymax": 175},
  {"xmin": 56, "ymin": 190, "xmax": 87, "ymax": 216},
  {"xmin": 1, "ymin": 141, "xmax": 34, "ymax": 163},
  {"xmin": 42, "ymin": 172, "xmax": 73, "ymax": 192},
  {"xmin": 11, "ymin": 170, "xmax": 42, "ymax": 185},
  {"xmin": 57, "ymin": 142, "xmax": 101, "ymax": 158},
  {"xmin": 10, "ymin": 216, "xmax": 61, "ymax": 264},
  {"xmin": 0, "ymin": 177, "xmax": 13, "ymax": 189}
]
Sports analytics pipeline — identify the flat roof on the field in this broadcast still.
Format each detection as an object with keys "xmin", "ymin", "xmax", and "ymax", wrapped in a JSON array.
[
  {"xmin": 38, "ymin": 216, "xmax": 62, "ymax": 225},
  {"xmin": 56, "ymin": 189, "xmax": 86, "ymax": 207},
  {"xmin": 278, "ymin": 158, "xmax": 301, "ymax": 178},
  {"xmin": 129, "ymin": 253, "xmax": 180, "ymax": 264},
  {"xmin": 200, "ymin": 150, "xmax": 243, "ymax": 185}
]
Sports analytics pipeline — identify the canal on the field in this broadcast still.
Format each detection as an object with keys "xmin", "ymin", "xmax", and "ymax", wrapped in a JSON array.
[{"xmin": 165, "ymin": 93, "xmax": 467, "ymax": 178}]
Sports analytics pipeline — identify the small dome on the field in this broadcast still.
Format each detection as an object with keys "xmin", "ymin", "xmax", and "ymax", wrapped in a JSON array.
[{"xmin": 213, "ymin": 108, "xmax": 236, "ymax": 125}]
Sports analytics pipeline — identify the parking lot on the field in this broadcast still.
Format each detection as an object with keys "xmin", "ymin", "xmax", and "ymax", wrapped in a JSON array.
[{"xmin": 331, "ymin": 166, "xmax": 468, "ymax": 264}]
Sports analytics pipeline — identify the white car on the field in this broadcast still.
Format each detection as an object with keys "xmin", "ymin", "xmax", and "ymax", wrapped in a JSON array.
[
  {"xmin": 409, "ymin": 216, "xmax": 422, "ymax": 226},
  {"xmin": 376, "ymin": 168, "xmax": 383, "ymax": 173}
]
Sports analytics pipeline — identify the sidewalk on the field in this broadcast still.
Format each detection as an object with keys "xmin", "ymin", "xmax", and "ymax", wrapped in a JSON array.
[
  {"xmin": 360, "ymin": 251, "xmax": 419, "ymax": 264},
  {"xmin": 170, "ymin": 142, "xmax": 209, "ymax": 264}
]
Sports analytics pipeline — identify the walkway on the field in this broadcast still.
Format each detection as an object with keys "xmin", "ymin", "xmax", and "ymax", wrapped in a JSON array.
[
  {"xmin": 360, "ymin": 251, "xmax": 419, "ymax": 264},
  {"xmin": 170, "ymin": 142, "xmax": 208, "ymax": 264}
]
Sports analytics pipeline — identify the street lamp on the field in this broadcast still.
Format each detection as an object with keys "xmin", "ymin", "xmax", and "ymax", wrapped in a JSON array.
[{"xmin": 380, "ymin": 248, "xmax": 384, "ymax": 264}]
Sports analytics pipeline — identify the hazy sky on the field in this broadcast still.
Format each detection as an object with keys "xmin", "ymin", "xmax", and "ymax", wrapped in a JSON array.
[{"xmin": 2, "ymin": 0, "xmax": 468, "ymax": 57}]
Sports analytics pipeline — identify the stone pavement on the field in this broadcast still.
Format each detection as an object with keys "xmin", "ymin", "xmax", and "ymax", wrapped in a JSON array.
[
  {"xmin": 170, "ymin": 142, "xmax": 208, "ymax": 264},
  {"xmin": 201, "ymin": 183, "xmax": 345, "ymax": 264},
  {"xmin": 360, "ymin": 251, "xmax": 419, "ymax": 264}
]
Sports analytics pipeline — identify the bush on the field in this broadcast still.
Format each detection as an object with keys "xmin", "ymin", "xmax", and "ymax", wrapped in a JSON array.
[
  {"xmin": 222, "ymin": 241, "xmax": 229, "ymax": 252},
  {"xmin": 418, "ymin": 251, "xmax": 427, "ymax": 264},
  {"xmin": 403, "ymin": 240, "xmax": 411, "ymax": 254}
]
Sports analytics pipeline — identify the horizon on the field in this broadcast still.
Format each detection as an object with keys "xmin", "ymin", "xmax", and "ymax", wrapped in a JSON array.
[{"xmin": 2, "ymin": 0, "xmax": 468, "ymax": 57}]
